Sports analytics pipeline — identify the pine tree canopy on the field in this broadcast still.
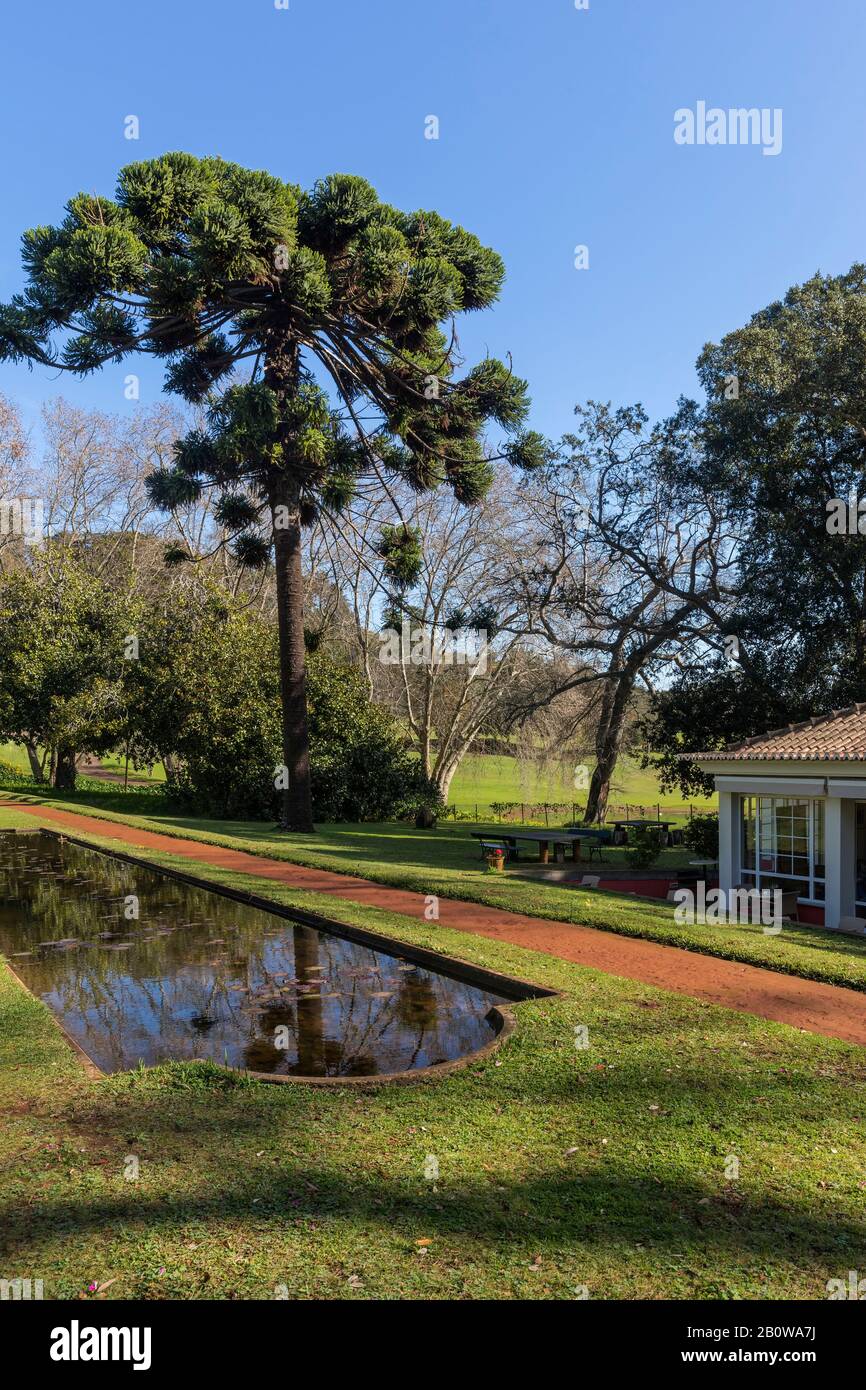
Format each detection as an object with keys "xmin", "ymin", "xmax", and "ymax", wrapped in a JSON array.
[{"xmin": 0, "ymin": 152, "xmax": 542, "ymax": 572}]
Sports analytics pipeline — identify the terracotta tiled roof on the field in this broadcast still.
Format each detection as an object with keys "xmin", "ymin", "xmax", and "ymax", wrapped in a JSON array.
[{"xmin": 688, "ymin": 703, "xmax": 866, "ymax": 762}]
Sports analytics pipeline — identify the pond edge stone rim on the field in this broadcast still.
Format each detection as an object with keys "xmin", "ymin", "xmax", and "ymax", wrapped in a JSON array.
[{"xmin": 1, "ymin": 827, "xmax": 559, "ymax": 1089}]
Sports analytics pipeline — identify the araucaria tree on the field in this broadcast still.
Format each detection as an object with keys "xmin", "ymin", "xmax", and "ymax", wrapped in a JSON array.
[{"xmin": 0, "ymin": 152, "xmax": 543, "ymax": 829}]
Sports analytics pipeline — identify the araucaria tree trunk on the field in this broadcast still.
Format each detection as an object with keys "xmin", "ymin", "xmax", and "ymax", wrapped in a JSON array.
[
  {"xmin": 266, "ymin": 334, "xmax": 315, "ymax": 834},
  {"xmin": 271, "ymin": 478, "xmax": 314, "ymax": 832}
]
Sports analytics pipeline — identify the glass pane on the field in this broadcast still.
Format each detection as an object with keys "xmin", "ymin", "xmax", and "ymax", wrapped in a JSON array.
[
  {"xmin": 742, "ymin": 797, "xmax": 756, "ymax": 870},
  {"xmin": 857, "ymin": 804, "xmax": 866, "ymax": 904},
  {"xmin": 747, "ymin": 797, "xmax": 826, "ymax": 900},
  {"xmin": 813, "ymin": 802, "xmax": 825, "ymax": 880}
]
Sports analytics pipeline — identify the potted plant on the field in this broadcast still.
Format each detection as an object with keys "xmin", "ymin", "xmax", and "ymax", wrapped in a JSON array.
[{"xmin": 484, "ymin": 846, "xmax": 506, "ymax": 873}]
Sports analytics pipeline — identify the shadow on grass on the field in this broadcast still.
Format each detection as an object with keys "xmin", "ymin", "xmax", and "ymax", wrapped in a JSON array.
[{"xmin": 2, "ymin": 1160, "xmax": 862, "ymax": 1270}]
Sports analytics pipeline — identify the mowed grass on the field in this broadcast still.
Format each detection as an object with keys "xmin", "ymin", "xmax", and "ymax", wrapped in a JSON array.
[
  {"xmin": 447, "ymin": 751, "xmax": 713, "ymax": 815},
  {"xmin": 2, "ymin": 811, "xmax": 866, "ymax": 1301},
  {"xmin": 6, "ymin": 791, "xmax": 866, "ymax": 993}
]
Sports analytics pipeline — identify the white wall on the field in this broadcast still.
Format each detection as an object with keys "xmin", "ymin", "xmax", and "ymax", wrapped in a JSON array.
[
  {"xmin": 717, "ymin": 791, "xmax": 741, "ymax": 898},
  {"xmin": 824, "ymin": 797, "xmax": 856, "ymax": 930}
]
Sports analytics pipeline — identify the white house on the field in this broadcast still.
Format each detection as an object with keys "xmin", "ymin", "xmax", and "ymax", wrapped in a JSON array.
[{"xmin": 691, "ymin": 704, "xmax": 866, "ymax": 932}]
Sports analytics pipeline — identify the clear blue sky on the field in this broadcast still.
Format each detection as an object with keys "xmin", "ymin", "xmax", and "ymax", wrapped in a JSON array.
[{"xmin": 1, "ymin": 0, "xmax": 864, "ymax": 444}]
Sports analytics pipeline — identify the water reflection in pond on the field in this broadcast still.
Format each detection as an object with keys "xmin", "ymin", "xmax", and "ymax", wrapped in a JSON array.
[{"xmin": 0, "ymin": 833, "xmax": 506, "ymax": 1077}]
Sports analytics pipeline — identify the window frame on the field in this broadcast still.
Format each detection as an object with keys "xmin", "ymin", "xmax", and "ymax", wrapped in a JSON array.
[{"xmin": 740, "ymin": 795, "xmax": 825, "ymax": 905}]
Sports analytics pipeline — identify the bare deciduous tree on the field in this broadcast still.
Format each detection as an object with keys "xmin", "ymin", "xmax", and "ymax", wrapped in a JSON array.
[
  {"xmin": 0, "ymin": 393, "xmax": 36, "ymax": 571},
  {"xmin": 314, "ymin": 483, "xmax": 548, "ymax": 804},
  {"xmin": 513, "ymin": 403, "xmax": 740, "ymax": 821}
]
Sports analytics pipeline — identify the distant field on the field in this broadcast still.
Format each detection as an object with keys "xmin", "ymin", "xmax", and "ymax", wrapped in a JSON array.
[
  {"xmin": 0, "ymin": 743, "xmax": 165, "ymax": 784},
  {"xmin": 98, "ymin": 752, "xmax": 166, "ymax": 782},
  {"xmin": 448, "ymin": 752, "xmax": 712, "ymax": 817},
  {"xmin": 0, "ymin": 742, "xmax": 712, "ymax": 819},
  {"xmin": 0, "ymin": 742, "xmax": 30, "ymax": 773}
]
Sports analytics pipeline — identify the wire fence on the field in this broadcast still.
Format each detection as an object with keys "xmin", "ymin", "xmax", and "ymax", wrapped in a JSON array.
[{"xmin": 442, "ymin": 801, "xmax": 711, "ymax": 827}]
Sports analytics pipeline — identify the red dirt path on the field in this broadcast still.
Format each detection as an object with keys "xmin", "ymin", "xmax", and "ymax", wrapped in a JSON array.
[{"xmin": 8, "ymin": 802, "xmax": 866, "ymax": 1047}]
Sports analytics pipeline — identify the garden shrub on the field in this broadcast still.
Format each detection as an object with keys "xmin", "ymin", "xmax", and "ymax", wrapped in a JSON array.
[
  {"xmin": 309, "ymin": 657, "xmax": 438, "ymax": 821},
  {"xmin": 682, "ymin": 812, "xmax": 719, "ymax": 859},
  {"xmin": 626, "ymin": 823, "xmax": 664, "ymax": 870},
  {"xmin": 0, "ymin": 757, "xmax": 31, "ymax": 786},
  {"xmin": 170, "ymin": 652, "xmax": 437, "ymax": 823}
]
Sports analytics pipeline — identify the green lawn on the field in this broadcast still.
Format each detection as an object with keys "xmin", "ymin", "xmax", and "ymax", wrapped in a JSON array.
[
  {"xmin": 0, "ymin": 742, "xmax": 31, "ymax": 774},
  {"xmin": 448, "ymin": 751, "xmax": 713, "ymax": 816},
  {"xmin": 2, "ymin": 804, "xmax": 866, "ymax": 1301},
  {"xmin": 5, "ymin": 786, "xmax": 866, "ymax": 993},
  {"xmin": 98, "ymin": 751, "xmax": 166, "ymax": 782}
]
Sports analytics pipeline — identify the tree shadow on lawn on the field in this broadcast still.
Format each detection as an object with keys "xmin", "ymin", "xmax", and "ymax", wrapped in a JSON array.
[
  {"xmin": 167, "ymin": 819, "xmax": 482, "ymax": 871},
  {"xmin": 2, "ymin": 1163, "xmax": 862, "ymax": 1277},
  {"xmin": 5, "ymin": 1043, "xmax": 861, "ymax": 1275}
]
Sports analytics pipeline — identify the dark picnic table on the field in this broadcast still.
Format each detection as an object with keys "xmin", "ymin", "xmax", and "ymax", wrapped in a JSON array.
[
  {"xmin": 607, "ymin": 819, "xmax": 680, "ymax": 847},
  {"xmin": 471, "ymin": 829, "xmax": 606, "ymax": 864}
]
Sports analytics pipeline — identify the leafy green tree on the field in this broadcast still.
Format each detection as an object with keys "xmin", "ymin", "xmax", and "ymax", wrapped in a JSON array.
[
  {"xmin": 641, "ymin": 656, "xmax": 795, "ymax": 799},
  {"xmin": 0, "ymin": 152, "xmax": 543, "ymax": 828},
  {"xmin": 306, "ymin": 656, "xmax": 437, "ymax": 822},
  {"xmin": 645, "ymin": 265, "xmax": 866, "ymax": 793},
  {"xmin": 151, "ymin": 599, "xmax": 435, "ymax": 822},
  {"xmin": 697, "ymin": 265, "xmax": 866, "ymax": 695},
  {"xmin": 156, "ymin": 600, "xmax": 282, "ymax": 818},
  {"xmin": 0, "ymin": 551, "xmax": 139, "ymax": 785}
]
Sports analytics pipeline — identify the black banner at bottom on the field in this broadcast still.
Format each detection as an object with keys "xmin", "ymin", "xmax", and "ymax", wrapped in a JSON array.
[{"xmin": 2, "ymin": 1296, "xmax": 861, "ymax": 1376}]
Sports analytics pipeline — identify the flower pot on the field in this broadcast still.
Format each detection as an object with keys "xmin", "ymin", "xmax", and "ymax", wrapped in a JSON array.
[{"xmin": 484, "ymin": 851, "xmax": 505, "ymax": 873}]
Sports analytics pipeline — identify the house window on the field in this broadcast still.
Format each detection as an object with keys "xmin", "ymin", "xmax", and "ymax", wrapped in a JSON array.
[
  {"xmin": 741, "ymin": 796, "xmax": 825, "ymax": 904},
  {"xmin": 856, "ymin": 803, "xmax": 866, "ymax": 909}
]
